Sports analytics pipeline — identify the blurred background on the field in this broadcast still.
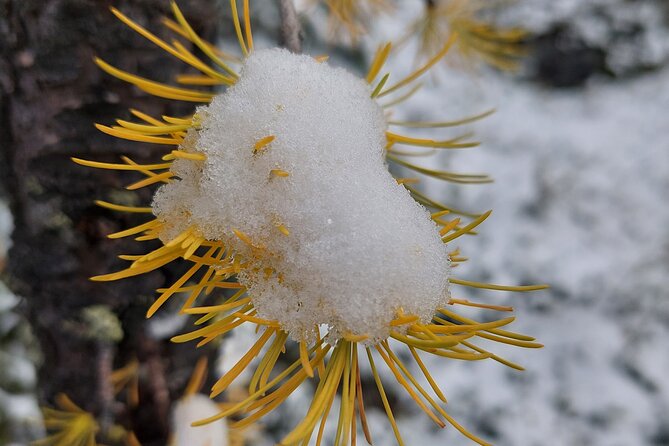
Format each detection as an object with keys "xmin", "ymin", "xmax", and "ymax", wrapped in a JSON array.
[{"xmin": 1, "ymin": 0, "xmax": 667, "ymax": 445}]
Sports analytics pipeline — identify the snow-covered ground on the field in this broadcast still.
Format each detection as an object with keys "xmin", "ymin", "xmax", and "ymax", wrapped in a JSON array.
[
  {"xmin": 394, "ymin": 66, "xmax": 669, "ymax": 446},
  {"xmin": 357, "ymin": 6, "xmax": 669, "ymax": 443}
]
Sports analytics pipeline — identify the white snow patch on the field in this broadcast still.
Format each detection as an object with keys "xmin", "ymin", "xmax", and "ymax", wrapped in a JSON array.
[
  {"xmin": 153, "ymin": 48, "xmax": 450, "ymax": 341},
  {"xmin": 172, "ymin": 394, "xmax": 228, "ymax": 446}
]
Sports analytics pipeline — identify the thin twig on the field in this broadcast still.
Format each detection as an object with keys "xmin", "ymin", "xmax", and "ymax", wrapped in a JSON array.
[
  {"xmin": 140, "ymin": 335, "xmax": 171, "ymax": 435},
  {"xmin": 97, "ymin": 342, "xmax": 114, "ymax": 435},
  {"xmin": 277, "ymin": 0, "xmax": 302, "ymax": 53}
]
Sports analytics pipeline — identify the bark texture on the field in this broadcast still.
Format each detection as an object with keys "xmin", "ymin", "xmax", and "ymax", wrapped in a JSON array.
[{"xmin": 0, "ymin": 1, "xmax": 222, "ymax": 443}]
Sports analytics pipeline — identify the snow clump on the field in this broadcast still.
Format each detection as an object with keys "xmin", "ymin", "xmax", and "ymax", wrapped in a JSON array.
[{"xmin": 152, "ymin": 49, "xmax": 450, "ymax": 342}]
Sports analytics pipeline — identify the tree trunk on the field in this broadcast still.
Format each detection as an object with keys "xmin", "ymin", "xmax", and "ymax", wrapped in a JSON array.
[{"xmin": 0, "ymin": 1, "xmax": 223, "ymax": 443}]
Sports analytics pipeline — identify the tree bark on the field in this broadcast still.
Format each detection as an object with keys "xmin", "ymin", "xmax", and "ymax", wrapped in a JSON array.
[{"xmin": 0, "ymin": 1, "xmax": 222, "ymax": 443}]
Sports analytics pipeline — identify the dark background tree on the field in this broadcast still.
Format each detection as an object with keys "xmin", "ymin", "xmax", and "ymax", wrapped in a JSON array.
[{"xmin": 0, "ymin": 1, "xmax": 224, "ymax": 443}]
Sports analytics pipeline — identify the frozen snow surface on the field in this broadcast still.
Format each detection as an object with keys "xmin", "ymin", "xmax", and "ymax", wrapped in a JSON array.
[
  {"xmin": 343, "ymin": 3, "xmax": 669, "ymax": 444},
  {"xmin": 412, "ymin": 67, "xmax": 669, "ymax": 446},
  {"xmin": 391, "ymin": 71, "xmax": 669, "ymax": 446},
  {"xmin": 154, "ymin": 48, "xmax": 451, "ymax": 342}
]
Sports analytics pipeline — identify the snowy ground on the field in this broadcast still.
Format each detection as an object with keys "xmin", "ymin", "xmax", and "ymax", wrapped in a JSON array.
[
  {"xmin": 402, "ymin": 68, "xmax": 669, "ymax": 446},
  {"xmin": 357, "ymin": 11, "xmax": 669, "ymax": 444}
]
